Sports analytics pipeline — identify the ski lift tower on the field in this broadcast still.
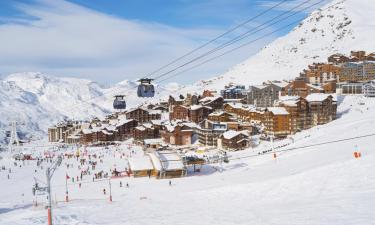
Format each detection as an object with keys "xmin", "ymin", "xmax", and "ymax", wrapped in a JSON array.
[{"xmin": 8, "ymin": 121, "xmax": 21, "ymax": 153}]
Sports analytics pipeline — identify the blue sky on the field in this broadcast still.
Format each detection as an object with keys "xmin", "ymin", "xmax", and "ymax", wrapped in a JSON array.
[{"xmin": 0, "ymin": 0, "xmax": 328, "ymax": 85}]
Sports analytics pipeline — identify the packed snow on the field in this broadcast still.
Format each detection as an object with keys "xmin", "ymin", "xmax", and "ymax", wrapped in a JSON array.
[{"xmin": 1, "ymin": 95, "xmax": 375, "ymax": 225}]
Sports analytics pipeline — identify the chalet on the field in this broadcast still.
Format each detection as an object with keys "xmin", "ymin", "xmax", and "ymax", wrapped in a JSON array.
[
  {"xmin": 339, "ymin": 61, "xmax": 375, "ymax": 82},
  {"xmin": 169, "ymin": 105, "xmax": 189, "ymax": 121},
  {"xmin": 199, "ymin": 96, "xmax": 224, "ymax": 110},
  {"xmin": 113, "ymin": 118, "xmax": 138, "ymax": 140},
  {"xmin": 328, "ymin": 53, "xmax": 350, "ymax": 64},
  {"xmin": 223, "ymin": 102, "xmax": 245, "ymax": 115},
  {"xmin": 196, "ymin": 120, "xmax": 227, "ymax": 146},
  {"xmin": 97, "ymin": 129, "xmax": 116, "ymax": 142},
  {"xmin": 218, "ymin": 130, "xmax": 250, "ymax": 150},
  {"xmin": 220, "ymin": 85, "xmax": 246, "ymax": 100},
  {"xmin": 149, "ymin": 151, "xmax": 187, "ymax": 179},
  {"xmin": 247, "ymin": 83, "xmax": 282, "ymax": 107},
  {"xmin": 128, "ymin": 156, "xmax": 155, "ymax": 177},
  {"xmin": 202, "ymin": 90, "xmax": 217, "ymax": 97},
  {"xmin": 281, "ymin": 78, "xmax": 324, "ymax": 98},
  {"xmin": 48, "ymin": 121, "xmax": 80, "ymax": 142},
  {"xmin": 161, "ymin": 123, "xmax": 195, "ymax": 146},
  {"xmin": 168, "ymin": 95, "xmax": 185, "ymax": 111},
  {"xmin": 80, "ymin": 128, "xmax": 94, "ymax": 145},
  {"xmin": 126, "ymin": 107, "xmax": 161, "ymax": 123},
  {"xmin": 133, "ymin": 123, "xmax": 160, "ymax": 141},
  {"xmin": 208, "ymin": 111, "xmax": 235, "ymax": 122},
  {"xmin": 263, "ymin": 107, "xmax": 291, "ymax": 137},
  {"xmin": 185, "ymin": 93, "xmax": 200, "ymax": 106},
  {"xmin": 278, "ymin": 96, "xmax": 311, "ymax": 133},
  {"xmin": 189, "ymin": 105, "xmax": 212, "ymax": 123},
  {"xmin": 305, "ymin": 94, "xmax": 337, "ymax": 126},
  {"xmin": 301, "ymin": 63, "xmax": 341, "ymax": 85}
]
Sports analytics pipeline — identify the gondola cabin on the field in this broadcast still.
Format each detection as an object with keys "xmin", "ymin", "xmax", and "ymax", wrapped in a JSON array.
[
  {"xmin": 113, "ymin": 95, "xmax": 126, "ymax": 110},
  {"xmin": 137, "ymin": 78, "xmax": 155, "ymax": 98}
]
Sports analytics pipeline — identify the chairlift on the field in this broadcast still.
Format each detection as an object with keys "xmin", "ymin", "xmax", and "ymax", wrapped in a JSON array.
[
  {"xmin": 113, "ymin": 95, "xmax": 126, "ymax": 110},
  {"xmin": 137, "ymin": 78, "xmax": 155, "ymax": 98}
]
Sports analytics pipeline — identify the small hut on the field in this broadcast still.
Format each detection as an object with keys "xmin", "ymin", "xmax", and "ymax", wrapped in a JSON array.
[
  {"xmin": 149, "ymin": 151, "xmax": 186, "ymax": 179},
  {"xmin": 128, "ymin": 156, "xmax": 155, "ymax": 177}
]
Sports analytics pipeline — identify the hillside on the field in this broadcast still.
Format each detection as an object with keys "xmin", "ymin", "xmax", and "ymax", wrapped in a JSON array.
[
  {"xmin": 192, "ymin": 0, "xmax": 375, "ymax": 91},
  {"xmin": 1, "ymin": 95, "xmax": 374, "ymax": 225}
]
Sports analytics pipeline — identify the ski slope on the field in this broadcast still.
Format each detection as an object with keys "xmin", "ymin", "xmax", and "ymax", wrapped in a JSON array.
[{"xmin": 1, "ymin": 95, "xmax": 375, "ymax": 225}]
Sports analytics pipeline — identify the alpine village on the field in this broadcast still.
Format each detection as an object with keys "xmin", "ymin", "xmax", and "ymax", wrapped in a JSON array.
[{"xmin": 47, "ymin": 50, "xmax": 375, "ymax": 179}]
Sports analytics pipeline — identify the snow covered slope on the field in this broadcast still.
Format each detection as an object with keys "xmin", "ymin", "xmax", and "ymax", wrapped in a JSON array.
[
  {"xmin": 194, "ymin": 0, "xmax": 375, "ymax": 91},
  {"xmin": 0, "ymin": 95, "xmax": 374, "ymax": 225}
]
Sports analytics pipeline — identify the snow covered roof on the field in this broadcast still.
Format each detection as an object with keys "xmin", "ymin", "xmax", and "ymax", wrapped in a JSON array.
[
  {"xmin": 143, "ymin": 123, "xmax": 153, "ymax": 129},
  {"xmin": 101, "ymin": 130, "xmax": 113, "ymax": 135},
  {"xmin": 128, "ymin": 156, "xmax": 154, "ymax": 171},
  {"xmin": 209, "ymin": 110, "xmax": 232, "ymax": 116},
  {"xmin": 225, "ymin": 102, "xmax": 244, "ymax": 109},
  {"xmin": 148, "ymin": 152, "xmax": 162, "ymax": 171},
  {"xmin": 266, "ymin": 107, "xmax": 289, "ymax": 115},
  {"xmin": 278, "ymin": 96, "xmax": 300, "ymax": 107},
  {"xmin": 251, "ymin": 85, "xmax": 268, "ymax": 90},
  {"xmin": 306, "ymin": 93, "xmax": 336, "ymax": 102},
  {"xmin": 151, "ymin": 120, "xmax": 163, "ymax": 126},
  {"xmin": 269, "ymin": 81, "xmax": 290, "ymax": 88},
  {"xmin": 190, "ymin": 105, "xmax": 212, "ymax": 110},
  {"xmin": 165, "ymin": 124, "xmax": 176, "ymax": 132},
  {"xmin": 135, "ymin": 126, "xmax": 146, "ymax": 131},
  {"xmin": 199, "ymin": 96, "xmax": 222, "ymax": 103},
  {"xmin": 82, "ymin": 129, "xmax": 93, "ymax": 134},
  {"xmin": 143, "ymin": 138, "xmax": 163, "ymax": 145},
  {"xmin": 114, "ymin": 118, "xmax": 134, "ymax": 127},
  {"xmin": 222, "ymin": 130, "xmax": 249, "ymax": 139},
  {"xmin": 182, "ymin": 122, "xmax": 198, "ymax": 129},
  {"xmin": 148, "ymin": 109, "xmax": 162, "ymax": 115},
  {"xmin": 158, "ymin": 151, "xmax": 185, "ymax": 170}
]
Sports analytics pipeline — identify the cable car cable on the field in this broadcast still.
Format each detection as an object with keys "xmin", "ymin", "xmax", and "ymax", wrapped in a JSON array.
[
  {"xmin": 151, "ymin": 0, "xmax": 320, "ymax": 81},
  {"xmin": 143, "ymin": 0, "xmax": 291, "ymax": 79}
]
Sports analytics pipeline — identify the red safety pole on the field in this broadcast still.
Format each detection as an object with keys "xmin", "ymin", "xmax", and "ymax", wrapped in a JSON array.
[
  {"xmin": 109, "ymin": 179, "xmax": 112, "ymax": 202},
  {"xmin": 65, "ymin": 174, "xmax": 69, "ymax": 202},
  {"xmin": 47, "ymin": 208, "xmax": 52, "ymax": 225}
]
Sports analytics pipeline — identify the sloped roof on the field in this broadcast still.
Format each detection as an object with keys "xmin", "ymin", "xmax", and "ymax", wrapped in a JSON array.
[
  {"xmin": 266, "ymin": 107, "xmax": 289, "ymax": 115},
  {"xmin": 306, "ymin": 93, "xmax": 335, "ymax": 102},
  {"xmin": 128, "ymin": 156, "xmax": 154, "ymax": 171}
]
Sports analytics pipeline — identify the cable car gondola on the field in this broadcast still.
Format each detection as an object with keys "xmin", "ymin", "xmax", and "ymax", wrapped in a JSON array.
[
  {"xmin": 137, "ymin": 78, "xmax": 155, "ymax": 98},
  {"xmin": 113, "ymin": 95, "xmax": 126, "ymax": 111}
]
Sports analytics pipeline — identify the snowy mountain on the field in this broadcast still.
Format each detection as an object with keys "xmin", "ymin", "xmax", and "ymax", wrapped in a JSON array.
[
  {"xmin": 193, "ymin": 0, "xmax": 375, "ymax": 91},
  {"xmin": 1, "ymin": 0, "xmax": 374, "ymax": 143},
  {"xmin": 0, "ymin": 72, "xmax": 178, "ymax": 143}
]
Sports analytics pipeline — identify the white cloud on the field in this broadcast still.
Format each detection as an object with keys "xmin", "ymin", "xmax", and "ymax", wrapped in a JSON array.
[{"xmin": 0, "ymin": 0, "xmax": 277, "ymax": 85}]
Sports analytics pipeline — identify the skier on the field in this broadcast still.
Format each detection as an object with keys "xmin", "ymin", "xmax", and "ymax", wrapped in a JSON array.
[
  {"xmin": 120, "ymin": 181, "xmax": 122, "ymax": 187},
  {"xmin": 126, "ymin": 182, "xmax": 129, "ymax": 188},
  {"xmin": 169, "ymin": 180, "xmax": 172, "ymax": 186},
  {"xmin": 103, "ymin": 188, "xmax": 106, "ymax": 195}
]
